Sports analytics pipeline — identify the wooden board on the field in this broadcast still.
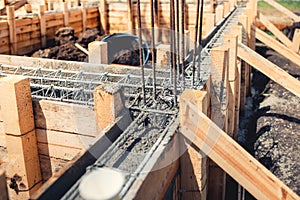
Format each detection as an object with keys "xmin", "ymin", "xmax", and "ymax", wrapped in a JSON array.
[
  {"xmin": 238, "ymin": 42, "xmax": 300, "ymax": 98},
  {"xmin": 258, "ymin": 13, "xmax": 294, "ymax": 49},
  {"xmin": 255, "ymin": 27, "xmax": 300, "ymax": 65},
  {"xmin": 264, "ymin": 0, "xmax": 300, "ymax": 22},
  {"xmin": 180, "ymin": 99, "xmax": 300, "ymax": 200},
  {"xmin": 33, "ymin": 99, "xmax": 98, "ymax": 137}
]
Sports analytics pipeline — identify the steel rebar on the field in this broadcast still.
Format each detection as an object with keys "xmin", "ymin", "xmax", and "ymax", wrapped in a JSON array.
[
  {"xmin": 170, "ymin": 0, "xmax": 177, "ymax": 106},
  {"xmin": 191, "ymin": 0, "xmax": 200, "ymax": 86},
  {"xmin": 150, "ymin": 0, "xmax": 157, "ymax": 99},
  {"xmin": 196, "ymin": 0, "xmax": 204, "ymax": 80},
  {"xmin": 181, "ymin": 0, "xmax": 185, "ymax": 88},
  {"xmin": 137, "ymin": 0, "xmax": 146, "ymax": 105}
]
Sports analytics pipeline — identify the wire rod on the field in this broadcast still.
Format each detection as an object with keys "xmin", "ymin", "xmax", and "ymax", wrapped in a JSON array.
[
  {"xmin": 191, "ymin": 0, "xmax": 200, "ymax": 86},
  {"xmin": 150, "ymin": 0, "xmax": 157, "ymax": 99}
]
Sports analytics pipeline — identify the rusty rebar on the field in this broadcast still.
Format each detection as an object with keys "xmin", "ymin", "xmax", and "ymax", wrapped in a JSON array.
[
  {"xmin": 191, "ymin": 0, "xmax": 200, "ymax": 86},
  {"xmin": 176, "ymin": 0, "xmax": 180, "ymax": 77},
  {"xmin": 137, "ymin": 0, "xmax": 146, "ymax": 104},
  {"xmin": 170, "ymin": 0, "xmax": 177, "ymax": 105},
  {"xmin": 181, "ymin": 0, "xmax": 185, "ymax": 88},
  {"xmin": 197, "ymin": 0, "xmax": 204, "ymax": 80},
  {"xmin": 150, "ymin": 0, "xmax": 156, "ymax": 99}
]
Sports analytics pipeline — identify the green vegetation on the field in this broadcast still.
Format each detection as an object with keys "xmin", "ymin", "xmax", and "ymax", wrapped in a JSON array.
[{"xmin": 258, "ymin": 0, "xmax": 300, "ymax": 12}]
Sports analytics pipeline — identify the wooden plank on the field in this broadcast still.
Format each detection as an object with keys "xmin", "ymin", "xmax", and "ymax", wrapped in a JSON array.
[
  {"xmin": 63, "ymin": 2, "xmax": 69, "ymax": 26},
  {"xmin": 39, "ymin": 155, "xmax": 68, "ymax": 182},
  {"xmin": 99, "ymin": 0, "xmax": 108, "ymax": 33},
  {"xmin": 264, "ymin": 0, "xmax": 300, "ymax": 22},
  {"xmin": 16, "ymin": 23, "xmax": 40, "ymax": 34},
  {"xmin": 81, "ymin": 1, "xmax": 86, "ymax": 32},
  {"xmin": 0, "ymin": 45, "xmax": 9, "ymax": 54},
  {"xmin": 255, "ymin": 27, "xmax": 300, "ymax": 66},
  {"xmin": 238, "ymin": 42, "xmax": 300, "ymax": 98},
  {"xmin": 39, "ymin": 5, "xmax": 47, "ymax": 48},
  {"xmin": 37, "ymin": 142, "xmax": 82, "ymax": 160},
  {"xmin": 0, "ymin": 168, "xmax": 8, "ymax": 200},
  {"xmin": 180, "ymin": 99, "xmax": 300, "ymax": 200},
  {"xmin": 292, "ymin": 29, "xmax": 300, "ymax": 53},
  {"xmin": 36, "ymin": 129, "xmax": 95, "ymax": 150},
  {"xmin": 258, "ymin": 13, "xmax": 294, "ymax": 49},
  {"xmin": 33, "ymin": 99, "xmax": 97, "ymax": 137},
  {"xmin": 0, "ymin": 0, "xmax": 27, "ymax": 15},
  {"xmin": 179, "ymin": 90, "xmax": 209, "ymax": 200},
  {"xmin": 7, "ymin": 6, "xmax": 16, "ymax": 55},
  {"xmin": 17, "ymin": 37, "xmax": 40, "ymax": 48}
]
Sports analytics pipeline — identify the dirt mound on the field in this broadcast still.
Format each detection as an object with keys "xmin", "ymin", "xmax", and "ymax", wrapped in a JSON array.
[{"xmin": 31, "ymin": 27, "xmax": 103, "ymax": 62}]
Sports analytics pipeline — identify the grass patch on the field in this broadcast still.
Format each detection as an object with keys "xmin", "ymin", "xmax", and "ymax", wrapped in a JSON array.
[{"xmin": 258, "ymin": 0, "xmax": 300, "ymax": 12}]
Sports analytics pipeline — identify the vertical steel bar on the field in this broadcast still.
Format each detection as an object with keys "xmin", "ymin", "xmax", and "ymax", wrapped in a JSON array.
[
  {"xmin": 181, "ymin": 0, "xmax": 185, "ymax": 88},
  {"xmin": 176, "ymin": 0, "xmax": 180, "ymax": 77},
  {"xmin": 170, "ymin": 0, "xmax": 177, "ymax": 105},
  {"xmin": 197, "ymin": 0, "xmax": 204, "ymax": 80},
  {"xmin": 137, "ymin": 0, "xmax": 146, "ymax": 104},
  {"xmin": 191, "ymin": 0, "xmax": 200, "ymax": 86},
  {"xmin": 150, "ymin": 0, "xmax": 156, "ymax": 99}
]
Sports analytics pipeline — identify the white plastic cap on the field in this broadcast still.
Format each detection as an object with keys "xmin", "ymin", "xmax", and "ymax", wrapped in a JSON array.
[{"xmin": 79, "ymin": 168, "xmax": 125, "ymax": 200}]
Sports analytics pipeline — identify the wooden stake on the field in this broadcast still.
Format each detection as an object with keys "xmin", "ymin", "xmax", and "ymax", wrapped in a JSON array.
[
  {"xmin": 127, "ymin": 0, "xmax": 134, "ymax": 32},
  {"xmin": 24, "ymin": 4, "xmax": 32, "ymax": 13},
  {"xmin": 7, "ymin": 6, "xmax": 17, "ymax": 55},
  {"xmin": 0, "ymin": 76, "xmax": 42, "ymax": 199},
  {"xmin": 180, "ymin": 100, "xmax": 300, "ymax": 200},
  {"xmin": 39, "ymin": 5, "xmax": 47, "ymax": 48},
  {"xmin": 179, "ymin": 89, "xmax": 209, "ymax": 200},
  {"xmin": 292, "ymin": 29, "xmax": 300, "ymax": 53},
  {"xmin": 215, "ymin": 5, "xmax": 224, "ymax": 25},
  {"xmin": 88, "ymin": 41, "xmax": 108, "ymax": 64},
  {"xmin": 81, "ymin": 1, "xmax": 86, "ymax": 32},
  {"xmin": 0, "ymin": 169, "xmax": 8, "ymax": 200},
  {"xmin": 99, "ymin": 0, "xmax": 108, "ymax": 34},
  {"xmin": 238, "ymin": 42, "xmax": 300, "ymax": 98},
  {"xmin": 63, "ymin": 2, "xmax": 69, "ymax": 26}
]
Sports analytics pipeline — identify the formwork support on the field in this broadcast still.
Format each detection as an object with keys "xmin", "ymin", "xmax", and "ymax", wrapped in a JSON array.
[
  {"xmin": 0, "ymin": 169, "xmax": 8, "ymax": 200},
  {"xmin": 230, "ymin": 25, "xmax": 243, "ymax": 137},
  {"xmin": 208, "ymin": 46, "xmax": 229, "ymax": 200},
  {"xmin": 238, "ymin": 43, "xmax": 300, "ymax": 98},
  {"xmin": 7, "ymin": 6, "xmax": 16, "ymax": 55},
  {"xmin": 88, "ymin": 41, "xmax": 108, "ymax": 64},
  {"xmin": 99, "ymin": 0, "xmax": 108, "ymax": 34},
  {"xmin": 292, "ymin": 29, "xmax": 300, "ymax": 53},
  {"xmin": 0, "ymin": 76, "xmax": 42, "ymax": 200},
  {"xmin": 39, "ymin": 5, "xmax": 47, "ymax": 48},
  {"xmin": 179, "ymin": 90, "xmax": 209, "ymax": 200},
  {"xmin": 255, "ymin": 27, "xmax": 300, "ymax": 65},
  {"xmin": 81, "ymin": 1, "xmax": 87, "ymax": 32},
  {"xmin": 63, "ymin": 2, "xmax": 69, "ymax": 26},
  {"xmin": 179, "ymin": 97, "xmax": 299, "ymax": 200},
  {"xmin": 93, "ymin": 84, "xmax": 125, "ymax": 131},
  {"xmin": 223, "ymin": 34, "xmax": 239, "ymax": 139}
]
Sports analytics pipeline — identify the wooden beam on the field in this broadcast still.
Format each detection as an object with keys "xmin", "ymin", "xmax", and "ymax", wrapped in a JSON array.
[
  {"xmin": 0, "ymin": 169, "xmax": 8, "ymax": 200},
  {"xmin": 255, "ymin": 27, "xmax": 300, "ymax": 66},
  {"xmin": 292, "ymin": 29, "xmax": 300, "ymax": 53},
  {"xmin": 39, "ymin": 5, "xmax": 46, "ymax": 48},
  {"xmin": 264, "ymin": 0, "xmax": 300, "ymax": 22},
  {"xmin": 99, "ymin": 0, "xmax": 108, "ymax": 34},
  {"xmin": 179, "ymin": 90, "xmax": 209, "ymax": 200},
  {"xmin": 127, "ymin": 0, "xmax": 134, "ymax": 32},
  {"xmin": 0, "ymin": 76, "xmax": 42, "ymax": 199},
  {"xmin": 63, "ymin": 2, "xmax": 69, "ymax": 26},
  {"xmin": 81, "ymin": 1, "xmax": 86, "ymax": 32},
  {"xmin": 258, "ymin": 13, "xmax": 294, "ymax": 49},
  {"xmin": 0, "ymin": 0, "xmax": 27, "ymax": 15},
  {"xmin": 180, "ymin": 100, "xmax": 300, "ymax": 200},
  {"xmin": 7, "ymin": 6, "xmax": 17, "ymax": 55},
  {"xmin": 88, "ymin": 41, "xmax": 108, "ymax": 64},
  {"xmin": 238, "ymin": 42, "xmax": 300, "ymax": 98}
]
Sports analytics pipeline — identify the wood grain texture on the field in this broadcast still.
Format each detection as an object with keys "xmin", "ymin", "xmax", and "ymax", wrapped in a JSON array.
[
  {"xmin": 180, "ymin": 99, "xmax": 300, "ymax": 200},
  {"xmin": 238, "ymin": 42, "xmax": 300, "ymax": 98}
]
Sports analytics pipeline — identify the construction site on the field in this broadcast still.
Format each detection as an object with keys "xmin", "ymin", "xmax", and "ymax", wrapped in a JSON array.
[{"xmin": 0, "ymin": 0, "xmax": 299, "ymax": 199}]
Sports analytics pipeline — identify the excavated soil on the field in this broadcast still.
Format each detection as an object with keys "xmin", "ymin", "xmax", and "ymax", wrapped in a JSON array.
[{"xmin": 31, "ymin": 28, "xmax": 142, "ymax": 65}]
